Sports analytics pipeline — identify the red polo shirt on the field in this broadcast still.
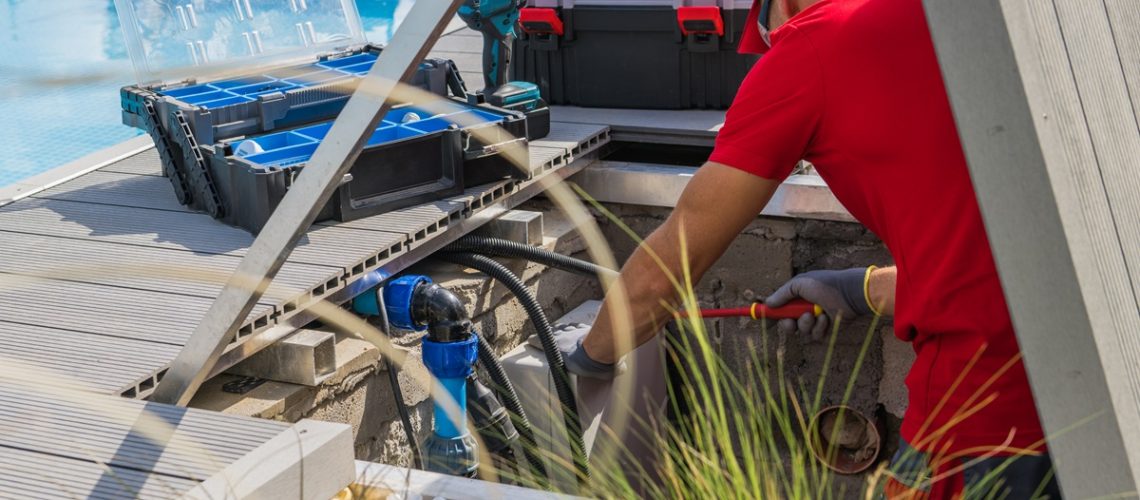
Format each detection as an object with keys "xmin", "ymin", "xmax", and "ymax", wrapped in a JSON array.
[{"xmin": 710, "ymin": 0, "xmax": 1045, "ymax": 457}]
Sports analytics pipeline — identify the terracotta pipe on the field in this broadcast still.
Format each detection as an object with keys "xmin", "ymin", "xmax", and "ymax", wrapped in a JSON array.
[{"xmin": 808, "ymin": 405, "xmax": 884, "ymax": 474}]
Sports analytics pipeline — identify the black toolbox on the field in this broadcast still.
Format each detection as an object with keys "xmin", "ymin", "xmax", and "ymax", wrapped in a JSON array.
[
  {"xmin": 512, "ymin": 0, "xmax": 759, "ymax": 109},
  {"xmin": 114, "ymin": 0, "xmax": 541, "ymax": 234}
]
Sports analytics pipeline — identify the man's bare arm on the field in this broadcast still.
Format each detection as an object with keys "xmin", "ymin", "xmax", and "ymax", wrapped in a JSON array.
[
  {"xmin": 868, "ymin": 265, "xmax": 897, "ymax": 316},
  {"xmin": 581, "ymin": 162, "xmax": 781, "ymax": 364}
]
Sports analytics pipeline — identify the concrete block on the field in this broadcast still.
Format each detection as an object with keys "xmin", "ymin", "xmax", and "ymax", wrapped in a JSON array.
[
  {"xmin": 191, "ymin": 333, "xmax": 384, "ymax": 418},
  {"xmin": 878, "ymin": 327, "xmax": 915, "ymax": 418},
  {"xmin": 228, "ymin": 329, "xmax": 337, "ymax": 386},
  {"xmin": 475, "ymin": 209, "xmax": 544, "ymax": 246}
]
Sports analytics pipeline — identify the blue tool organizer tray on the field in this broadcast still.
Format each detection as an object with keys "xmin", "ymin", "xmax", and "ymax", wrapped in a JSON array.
[
  {"xmin": 230, "ymin": 104, "xmax": 512, "ymax": 168},
  {"xmin": 159, "ymin": 51, "xmax": 381, "ymax": 110},
  {"xmin": 110, "ymin": 0, "xmax": 539, "ymax": 232},
  {"xmin": 120, "ymin": 43, "xmax": 538, "ymax": 233},
  {"xmin": 120, "ymin": 43, "xmax": 473, "ymax": 218},
  {"xmin": 122, "ymin": 45, "xmax": 462, "ymax": 147},
  {"xmin": 200, "ymin": 99, "xmax": 529, "ymax": 234}
]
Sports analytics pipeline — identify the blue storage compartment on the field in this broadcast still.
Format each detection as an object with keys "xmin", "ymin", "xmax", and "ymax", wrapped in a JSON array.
[
  {"xmin": 113, "ymin": 0, "xmax": 532, "ymax": 231},
  {"xmin": 203, "ymin": 101, "xmax": 529, "ymax": 234},
  {"xmin": 122, "ymin": 51, "xmax": 520, "ymax": 227},
  {"xmin": 114, "ymin": 0, "xmax": 466, "ymax": 219}
]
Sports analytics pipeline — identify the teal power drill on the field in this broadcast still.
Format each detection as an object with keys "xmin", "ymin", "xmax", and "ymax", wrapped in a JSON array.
[
  {"xmin": 459, "ymin": 0, "xmax": 549, "ymax": 139},
  {"xmin": 458, "ymin": 0, "xmax": 521, "ymax": 94}
]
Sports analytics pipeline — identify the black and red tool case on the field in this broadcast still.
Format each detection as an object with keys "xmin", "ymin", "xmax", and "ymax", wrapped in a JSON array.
[{"xmin": 512, "ymin": 0, "xmax": 760, "ymax": 109}]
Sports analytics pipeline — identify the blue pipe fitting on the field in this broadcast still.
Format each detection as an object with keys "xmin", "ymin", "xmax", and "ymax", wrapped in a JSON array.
[
  {"xmin": 347, "ymin": 270, "xmax": 387, "ymax": 315},
  {"xmin": 384, "ymin": 275, "xmax": 432, "ymax": 330},
  {"xmin": 422, "ymin": 334, "xmax": 478, "ymax": 438},
  {"xmin": 422, "ymin": 334, "xmax": 478, "ymax": 380},
  {"xmin": 350, "ymin": 272, "xmax": 480, "ymax": 476},
  {"xmin": 422, "ymin": 333, "xmax": 479, "ymax": 476},
  {"xmin": 352, "ymin": 274, "xmax": 431, "ymax": 331}
]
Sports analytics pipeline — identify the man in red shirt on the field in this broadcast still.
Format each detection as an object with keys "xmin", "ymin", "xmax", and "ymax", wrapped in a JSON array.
[{"xmin": 554, "ymin": 0, "xmax": 1061, "ymax": 496}]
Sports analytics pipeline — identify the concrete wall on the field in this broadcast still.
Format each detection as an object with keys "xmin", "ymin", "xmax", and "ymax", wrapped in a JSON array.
[{"xmin": 589, "ymin": 202, "xmax": 914, "ymax": 460}]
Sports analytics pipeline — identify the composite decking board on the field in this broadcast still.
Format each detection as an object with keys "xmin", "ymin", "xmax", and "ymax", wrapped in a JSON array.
[
  {"xmin": 32, "ymin": 170, "xmax": 193, "ymax": 213},
  {"xmin": 97, "ymin": 147, "xmax": 164, "ymax": 176},
  {"xmin": 0, "ymin": 386, "xmax": 287, "ymax": 474},
  {"xmin": 321, "ymin": 199, "xmax": 465, "ymax": 234},
  {"xmin": 0, "ymin": 351, "xmax": 164, "ymax": 393},
  {"xmin": 923, "ymin": 0, "xmax": 1140, "ymax": 494},
  {"xmin": 0, "ymin": 279, "xmax": 274, "ymax": 346},
  {"xmin": 545, "ymin": 106, "xmax": 727, "ymax": 136},
  {"xmin": 439, "ymin": 52, "xmax": 483, "ymax": 80},
  {"xmin": 530, "ymin": 145, "xmax": 569, "ymax": 167},
  {"xmin": 460, "ymin": 72, "xmax": 485, "ymax": 90},
  {"xmin": 1106, "ymin": 1, "xmax": 1140, "ymax": 124},
  {"xmin": 1, "ymin": 395, "xmax": 289, "ymax": 446},
  {"xmin": 2, "ymin": 346, "xmax": 169, "ymax": 376},
  {"xmin": 1055, "ymin": 2, "xmax": 1140, "ymax": 330},
  {"xmin": 535, "ymin": 122, "xmax": 611, "ymax": 152},
  {"xmin": 446, "ymin": 179, "xmax": 515, "ymax": 214},
  {"xmin": 0, "ymin": 198, "xmax": 406, "ymax": 272},
  {"xmin": 0, "ymin": 447, "xmax": 198, "ymax": 500},
  {"xmin": 0, "ymin": 232, "xmax": 341, "ymax": 305},
  {"xmin": 0, "ymin": 396, "xmax": 287, "ymax": 448},
  {"xmin": 430, "ymin": 33, "xmax": 483, "ymax": 54},
  {"xmin": 0, "ymin": 323, "xmax": 181, "ymax": 393}
]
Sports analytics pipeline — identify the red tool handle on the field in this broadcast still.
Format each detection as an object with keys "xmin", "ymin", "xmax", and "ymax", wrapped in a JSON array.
[
  {"xmin": 751, "ymin": 299, "xmax": 821, "ymax": 320},
  {"xmin": 690, "ymin": 299, "xmax": 821, "ymax": 320}
]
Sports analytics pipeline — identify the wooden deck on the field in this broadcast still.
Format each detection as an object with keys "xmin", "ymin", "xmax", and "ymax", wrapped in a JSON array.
[
  {"xmin": 0, "ymin": 120, "xmax": 608, "ymax": 399},
  {"xmin": 0, "ymin": 19, "xmax": 750, "ymax": 500},
  {"xmin": 0, "ymin": 22, "xmax": 739, "ymax": 402},
  {"xmin": 0, "ymin": 383, "xmax": 351, "ymax": 498}
]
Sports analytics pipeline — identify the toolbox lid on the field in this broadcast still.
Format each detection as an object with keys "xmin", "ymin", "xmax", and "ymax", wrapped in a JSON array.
[{"xmin": 114, "ymin": 0, "xmax": 366, "ymax": 85}]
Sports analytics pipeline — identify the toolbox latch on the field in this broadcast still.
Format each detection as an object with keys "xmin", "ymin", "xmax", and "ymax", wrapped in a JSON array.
[
  {"xmin": 677, "ymin": 6, "xmax": 724, "ymax": 53},
  {"xmin": 677, "ymin": 6, "xmax": 724, "ymax": 36},
  {"xmin": 519, "ymin": 8, "xmax": 564, "ymax": 36}
]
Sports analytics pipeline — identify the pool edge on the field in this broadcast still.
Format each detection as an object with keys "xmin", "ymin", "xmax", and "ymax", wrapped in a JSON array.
[{"xmin": 0, "ymin": 135, "xmax": 154, "ymax": 207}]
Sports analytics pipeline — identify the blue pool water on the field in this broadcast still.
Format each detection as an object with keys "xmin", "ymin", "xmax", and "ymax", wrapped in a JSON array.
[{"xmin": 0, "ymin": 0, "xmax": 414, "ymax": 189}]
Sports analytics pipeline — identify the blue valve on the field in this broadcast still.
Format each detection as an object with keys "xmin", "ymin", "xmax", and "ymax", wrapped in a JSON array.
[{"xmin": 351, "ymin": 273, "xmax": 479, "ymax": 476}]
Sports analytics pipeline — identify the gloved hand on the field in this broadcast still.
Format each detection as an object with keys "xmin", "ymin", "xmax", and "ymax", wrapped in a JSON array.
[
  {"xmin": 764, "ymin": 267, "xmax": 876, "ymax": 338},
  {"xmin": 551, "ymin": 322, "xmax": 626, "ymax": 380}
]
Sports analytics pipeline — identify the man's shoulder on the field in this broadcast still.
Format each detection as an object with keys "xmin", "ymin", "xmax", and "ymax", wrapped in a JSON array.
[
  {"xmin": 785, "ymin": 0, "xmax": 867, "ymax": 39},
  {"xmin": 780, "ymin": 0, "xmax": 919, "ymax": 57},
  {"xmin": 785, "ymin": 0, "xmax": 852, "ymax": 32}
]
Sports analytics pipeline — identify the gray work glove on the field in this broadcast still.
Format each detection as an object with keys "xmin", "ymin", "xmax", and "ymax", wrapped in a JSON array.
[
  {"xmin": 764, "ymin": 267, "xmax": 875, "ymax": 339},
  {"xmin": 551, "ymin": 322, "xmax": 626, "ymax": 380}
]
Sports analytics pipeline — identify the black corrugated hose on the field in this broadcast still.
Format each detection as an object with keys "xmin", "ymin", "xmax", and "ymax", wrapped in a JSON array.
[
  {"xmin": 376, "ymin": 292, "xmax": 424, "ymax": 470},
  {"xmin": 475, "ymin": 335, "xmax": 549, "ymax": 484},
  {"xmin": 445, "ymin": 235, "xmax": 618, "ymax": 280},
  {"xmin": 439, "ymin": 252, "xmax": 592, "ymax": 485}
]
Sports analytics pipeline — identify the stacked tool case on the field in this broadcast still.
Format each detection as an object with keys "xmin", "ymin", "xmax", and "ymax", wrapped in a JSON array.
[
  {"xmin": 204, "ymin": 100, "xmax": 529, "ymax": 233},
  {"xmin": 512, "ymin": 0, "xmax": 759, "ymax": 109},
  {"xmin": 114, "ymin": 0, "xmax": 543, "ymax": 234}
]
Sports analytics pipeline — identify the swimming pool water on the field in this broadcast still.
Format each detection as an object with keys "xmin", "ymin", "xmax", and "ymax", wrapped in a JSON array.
[{"xmin": 0, "ymin": 0, "xmax": 414, "ymax": 190}]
